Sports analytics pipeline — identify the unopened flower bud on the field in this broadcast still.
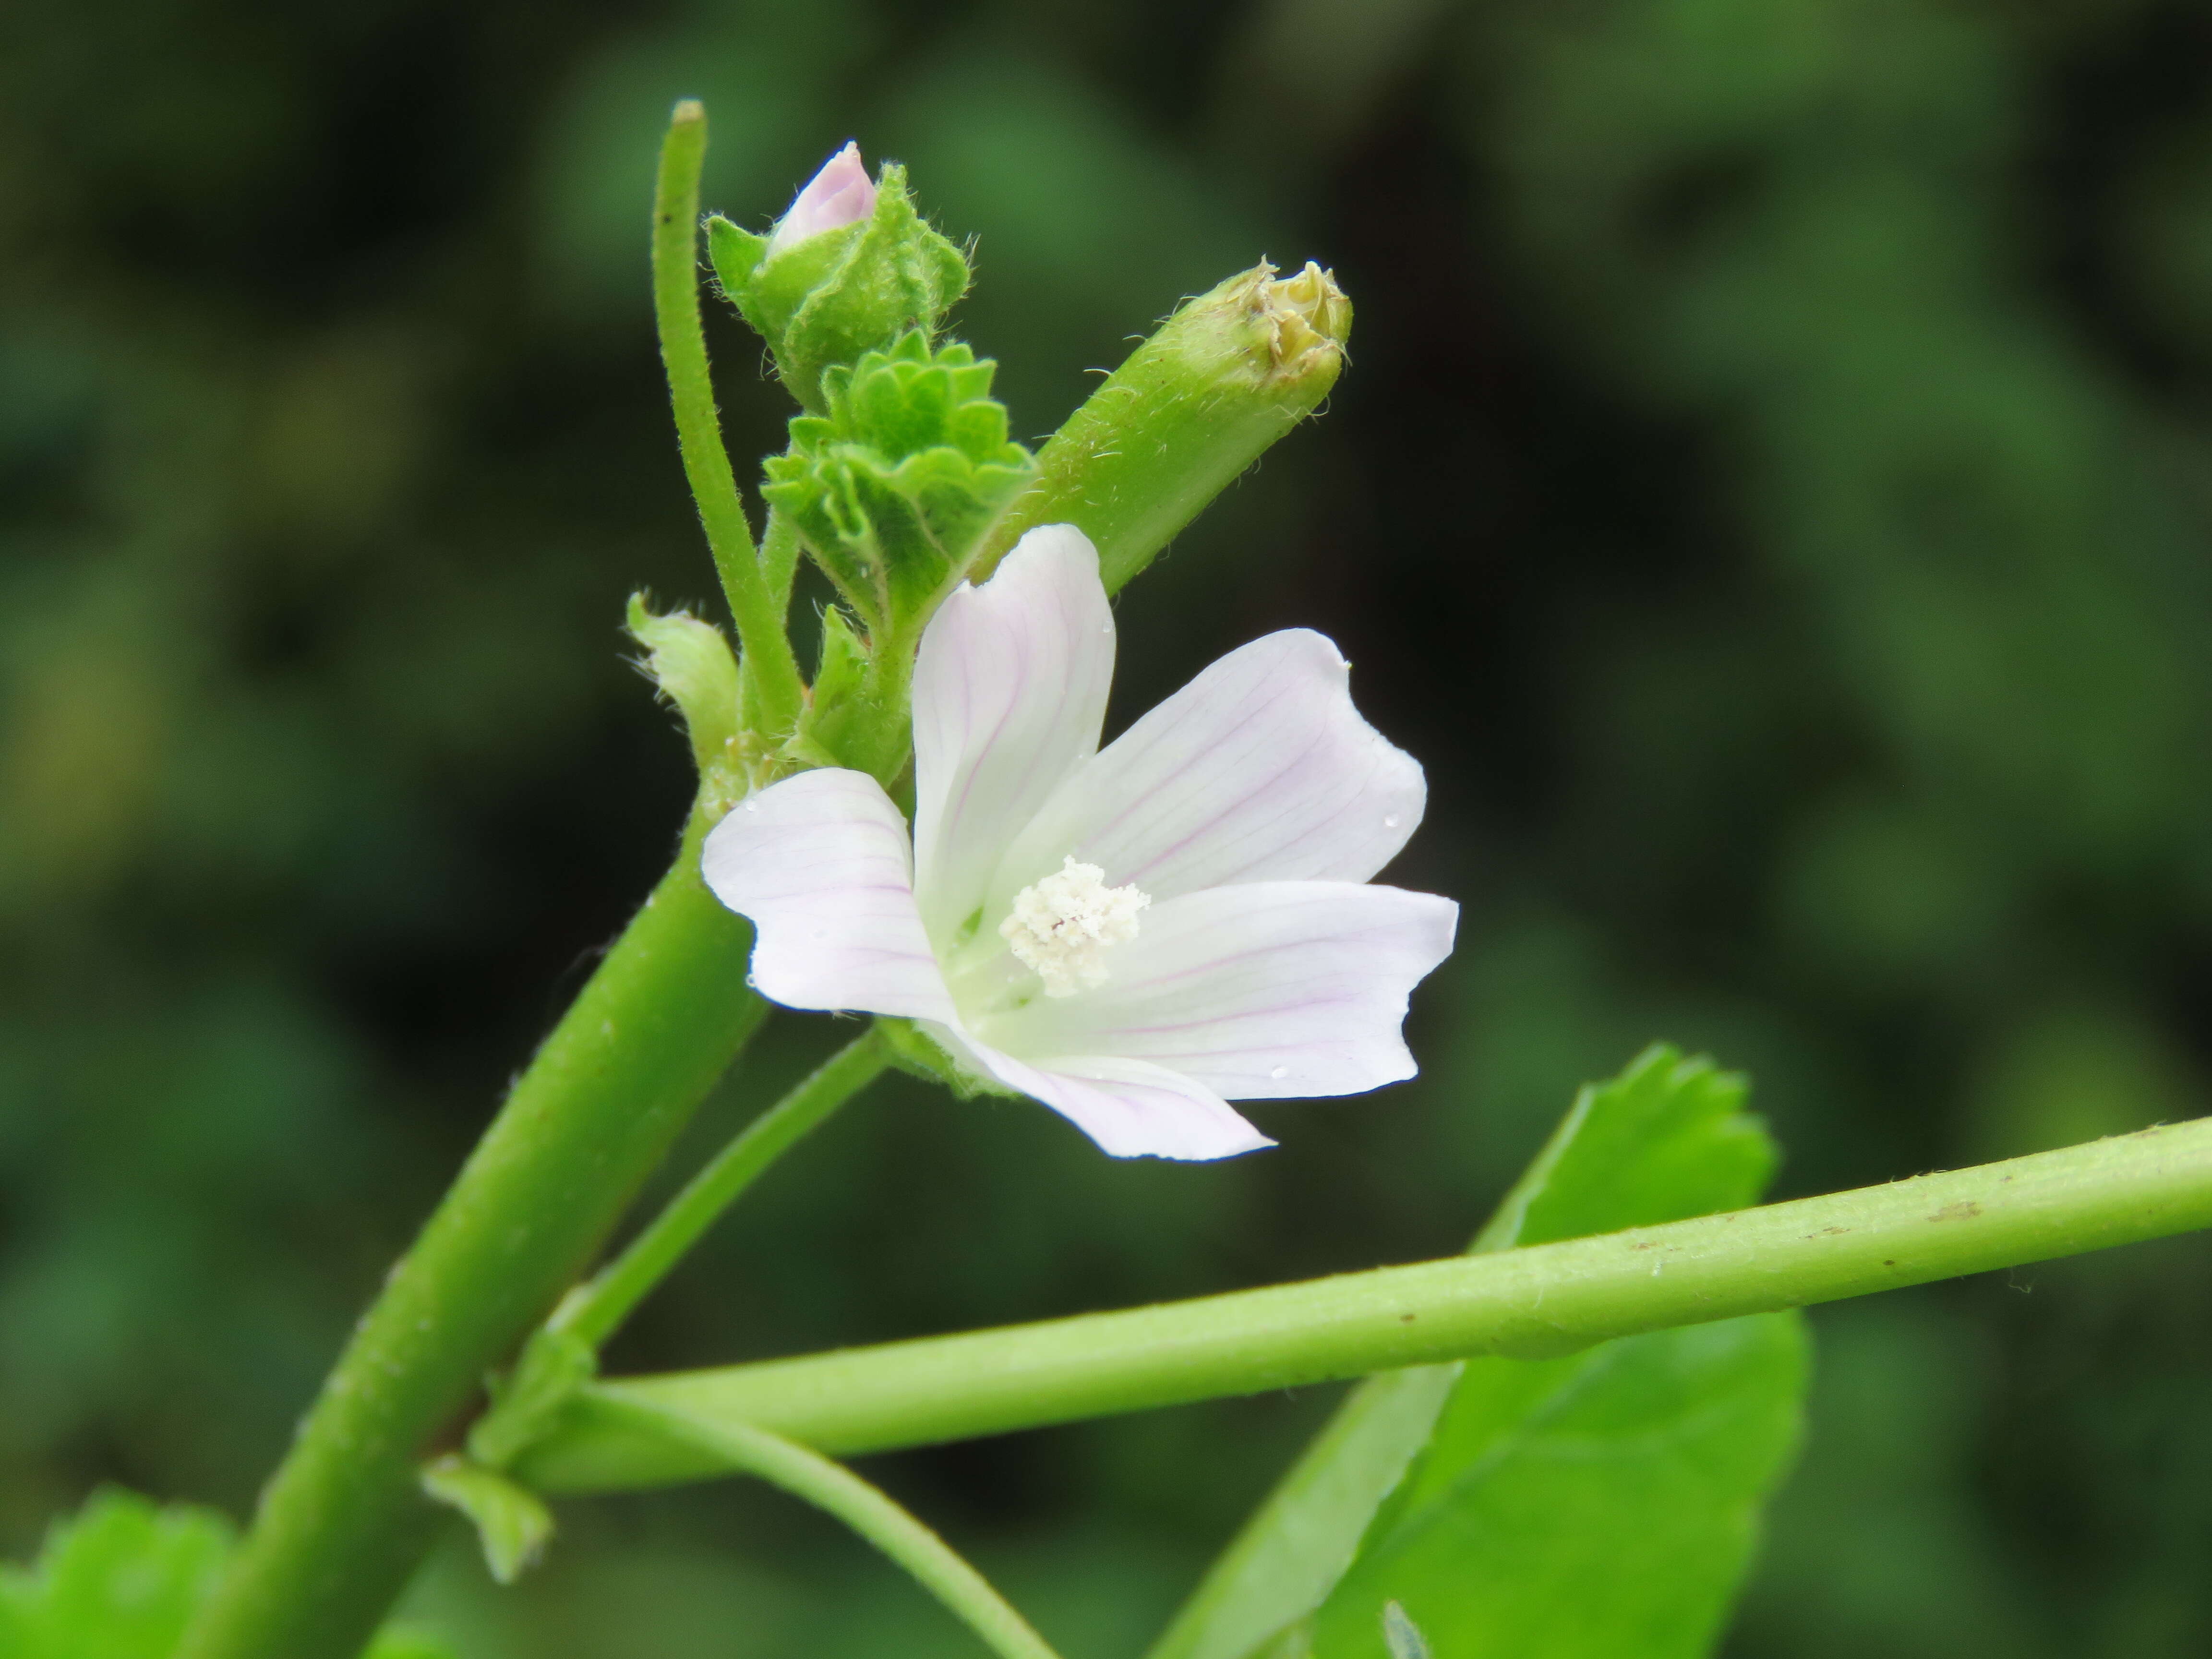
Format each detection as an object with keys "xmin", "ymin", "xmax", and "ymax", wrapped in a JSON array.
[
  {"xmin": 706, "ymin": 149, "xmax": 970, "ymax": 415},
  {"xmin": 979, "ymin": 261, "xmax": 1352, "ymax": 593},
  {"xmin": 763, "ymin": 141, "xmax": 877, "ymax": 259}
]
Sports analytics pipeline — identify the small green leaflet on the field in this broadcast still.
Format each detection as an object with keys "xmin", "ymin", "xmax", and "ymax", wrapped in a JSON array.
[
  {"xmin": 1148, "ymin": 1044, "xmax": 1808, "ymax": 1659},
  {"xmin": 0, "ymin": 1487, "xmax": 457, "ymax": 1659}
]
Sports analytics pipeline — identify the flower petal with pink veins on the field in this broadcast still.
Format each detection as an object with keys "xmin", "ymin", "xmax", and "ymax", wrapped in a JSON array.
[
  {"xmin": 910, "ymin": 526, "xmax": 1115, "ymax": 947},
  {"xmin": 978, "ymin": 881, "xmax": 1458, "ymax": 1100},
  {"xmin": 701, "ymin": 768, "xmax": 955, "ymax": 1022},
  {"xmin": 993, "ymin": 630, "xmax": 1424, "ymax": 911},
  {"xmin": 959, "ymin": 1039, "xmax": 1275, "ymax": 1162}
]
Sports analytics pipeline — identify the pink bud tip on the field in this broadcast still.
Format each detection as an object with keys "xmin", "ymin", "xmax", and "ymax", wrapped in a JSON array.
[{"xmin": 765, "ymin": 141, "xmax": 877, "ymax": 257}]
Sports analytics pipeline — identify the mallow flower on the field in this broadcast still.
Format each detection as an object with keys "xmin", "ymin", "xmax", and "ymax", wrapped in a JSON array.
[{"xmin": 701, "ymin": 526, "xmax": 1458, "ymax": 1160}]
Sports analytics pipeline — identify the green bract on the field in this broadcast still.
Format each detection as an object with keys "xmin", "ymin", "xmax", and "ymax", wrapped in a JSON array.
[
  {"xmin": 764, "ymin": 331, "xmax": 1034, "ymax": 639},
  {"xmin": 707, "ymin": 164, "xmax": 970, "ymax": 415}
]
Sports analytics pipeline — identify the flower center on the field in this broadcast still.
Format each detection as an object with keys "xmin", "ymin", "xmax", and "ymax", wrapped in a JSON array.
[{"xmin": 998, "ymin": 856, "xmax": 1150, "ymax": 998}]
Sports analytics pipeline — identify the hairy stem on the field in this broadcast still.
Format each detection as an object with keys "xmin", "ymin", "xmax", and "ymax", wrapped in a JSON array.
[
  {"xmin": 613, "ymin": 1402, "xmax": 1065, "ymax": 1659},
  {"xmin": 519, "ymin": 1117, "xmax": 2212, "ymax": 1488},
  {"xmin": 554, "ymin": 1027, "xmax": 891, "ymax": 1349},
  {"xmin": 179, "ymin": 809, "xmax": 766, "ymax": 1659},
  {"xmin": 654, "ymin": 100, "xmax": 805, "ymax": 735}
]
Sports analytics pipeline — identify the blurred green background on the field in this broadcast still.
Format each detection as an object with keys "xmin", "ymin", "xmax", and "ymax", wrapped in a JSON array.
[{"xmin": 6, "ymin": 0, "xmax": 2212, "ymax": 1653}]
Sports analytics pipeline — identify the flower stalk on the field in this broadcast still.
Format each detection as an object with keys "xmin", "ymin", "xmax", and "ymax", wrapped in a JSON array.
[
  {"xmin": 518, "ymin": 1115, "xmax": 2212, "ymax": 1489},
  {"xmin": 548, "ymin": 1027, "xmax": 892, "ymax": 1352},
  {"xmin": 610, "ymin": 1403, "xmax": 1065, "ymax": 1659},
  {"xmin": 654, "ymin": 100, "xmax": 806, "ymax": 736}
]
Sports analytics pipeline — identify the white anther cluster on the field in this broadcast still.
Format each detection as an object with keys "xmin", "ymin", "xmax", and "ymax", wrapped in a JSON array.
[{"xmin": 998, "ymin": 856, "xmax": 1151, "ymax": 998}]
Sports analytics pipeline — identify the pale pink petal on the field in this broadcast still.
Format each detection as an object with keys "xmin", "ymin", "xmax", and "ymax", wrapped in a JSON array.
[
  {"xmin": 765, "ymin": 141, "xmax": 878, "ymax": 257},
  {"xmin": 982, "ymin": 882, "xmax": 1458, "ymax": 1100},
  {"xmin": 992, "ymin": 631, "xmax": 1424, "ymax": 910},
  {"xmin": 700, "ymin": 769, "xmax": 955, "ymax": 1022},
  {"xmin": 953, "ymin": 1034, "xmax": 1275, "ymax": 1161},
  {"xmin": 910, "ymin": 525, "xmax": 1116, "ymax": 947}
]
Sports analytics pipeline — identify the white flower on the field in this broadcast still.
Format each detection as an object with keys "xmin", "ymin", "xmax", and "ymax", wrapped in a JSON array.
[
  {"xmin": 701, "ymin": 526, "xmax": 1459, "ymax": 1161},
  {"xmin": 764, "ymin": 141, "xmax": 876, "ymax": 259}
]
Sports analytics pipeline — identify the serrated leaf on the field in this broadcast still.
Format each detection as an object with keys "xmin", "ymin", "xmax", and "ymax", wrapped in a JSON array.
[
  {"xmin": 0, "ymin": 1487, "xmax": 233, "ymax": 1659},
  {"xmin": 1304, "ymin": 1310, "xmax": 1807, "ymax": 1658},
  {"xmin": 1149, "ymin": 1045, "xmax": 1794, "ymax": 1659},
  {"xmin": 1479, "ymin": 1044, "xmax": 1774, "ymax": 1251},
  {"xmin": 0, "ymin": 1487, "xmax": 459, "ymax": 1659}
]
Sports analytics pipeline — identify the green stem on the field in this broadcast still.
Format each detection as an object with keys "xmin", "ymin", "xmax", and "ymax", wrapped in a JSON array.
[
  {"xmin": 762, "ymin": 504, "xmax": 803, "ymax": 615},
  {"xmin": 519, "ymin": 1117, "xmax": 2212, "ymax": 1488},
  {"xmin": 554, "ymin": 1027, "xmax": 892, "ymax": 1349},
  {"xmin": 654, "ymin": 100, "xmax": 805, "ymax": 735},
  {"xmin": 613, "ymin": 1402, "xmax": 1065, "ymax": 1659},
  {"xmin": 179, "ymin": 809, "xmax": 766, "ymax": 1659}
]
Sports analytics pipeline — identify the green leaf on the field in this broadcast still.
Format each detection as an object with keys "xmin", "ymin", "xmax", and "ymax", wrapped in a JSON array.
[
  {"xmin": 0, "ymin": 1487, "xmax": 232, "ymax": 1659},
  {"xmin": 1148, "ymin": 1044, "xmax": 1797, "ymax": 1659},
  {"xmin": 419, "ymin": 1455, "xmax": 555, "ymax": 1586},
  {"xmin": 1304, "ymin": 1311, "xmax": 1807, "ymax": 1657},
  {"xmin": 1477, "ymin": 1043, "xmax": 1776, "ymax": 1252},
  {"xmin": 0, "ymin": 1486, "xmax": 466, "ymax": 1659}
]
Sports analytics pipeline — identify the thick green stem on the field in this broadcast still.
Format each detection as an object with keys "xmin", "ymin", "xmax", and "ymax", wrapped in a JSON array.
[
  {"xmin": 655, "ymin": 100, "xmax": 805, "ymax": 735},
  {"xmin": 518, "ymin": 1117, "xmax": 2212, "ymax": 1488},
  {"xmin": 978, "ymin": 261, "xmax": 1350, "ymax": 595},
  {"xmin": 613, "ymin": 1402, "xmax": 1064, "ymax": 1659},
  {"xmin": 554, "ymin": 1028, "xmax": 891, "ymax": 1349},
  {"xmin": 179, "ymin": 810, "xmax": 766, "ymax": 1659}
]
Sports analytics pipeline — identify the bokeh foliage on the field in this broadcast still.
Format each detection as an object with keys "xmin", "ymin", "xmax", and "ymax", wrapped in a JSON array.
[{"xmin": 4, "ymin": 0, "xmax": 2212, "ymax": 1655}]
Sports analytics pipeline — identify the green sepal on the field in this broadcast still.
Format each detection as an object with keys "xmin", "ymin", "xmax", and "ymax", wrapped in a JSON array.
[
  {"xmin": 877, "ymin": 1016, "xmax": 1017, "ymax": 1100},
  {"xmin": 764, "ymin": 332, "xmax": 1033, "ymax": 637},
  {"xmin": 707, "ymin": 163, "xmax": 970, "ymax": 414},
  {"xmin": 419, "ymin": 1455, "xmax": 555, "ymax": 1586},
  {"xmin": 784, "ymin": 605, "xmax": 875, "ymax": 772},
  {"xmin": 810, "ymin": 603, "xmax": 869, "ymax": 711},
  {"xmin": 1381, "ymin": 1602, "xmax": 1431, "ymax": 1659}
]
